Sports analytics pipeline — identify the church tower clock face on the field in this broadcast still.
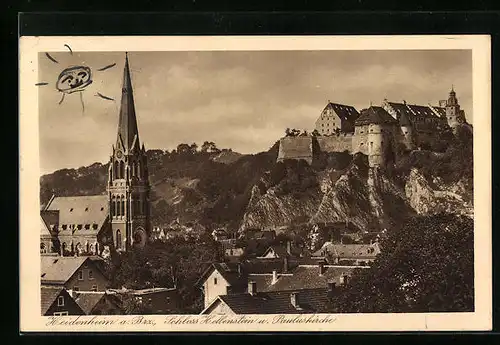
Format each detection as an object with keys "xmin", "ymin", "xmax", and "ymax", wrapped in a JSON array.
[{"xmin": 116, "ymin": 150, "xmax": 123, "ymax": 159}]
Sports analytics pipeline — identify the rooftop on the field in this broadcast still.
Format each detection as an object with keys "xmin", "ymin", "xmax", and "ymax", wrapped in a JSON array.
[
  {"xmin": 204, "ymin": 288, "xmax": 332, "ymax": 314},
  {"xmin": 312, "ymin": 242, "xmax": 381, "ymax": 259},
  {"xmin": 355, "ymin": 106, "xmax": 398, "ymax": 126},
  {"xmin": 41, "ymin": 256, "xmax": 102, "ymax": 285},
  {"xmin": 324, "ymin": 102, "xmax": 360, "ymax": 121},
  {"xmin": 44, "ymin": 195, "xmax": 109, "ymax": 235},
  {"xmin": 41, "ymin": 286, "xmax": 65, "ymax": 314}
]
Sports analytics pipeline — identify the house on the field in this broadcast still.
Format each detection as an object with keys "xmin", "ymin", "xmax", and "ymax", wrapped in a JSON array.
[
  {"xmin": 315, "ymin": 102, "xmax": 360, "ymax": 135},
  {"xmin": 200, "ymin": 281, "xmax": 335, "ymax": 315},
  {"xmin": 312, "ymin": 242, "xmax": 381, "ymax": 265},
  {"xmin": 196, "ymin": 263, "xmax": 247, "ymax": 309},
  {"xmin": 41, "ymin": 256, "xmax": 109, "ymax": 292},
  {"xmin": 73, "ymin": 291, "xmax": 123, "ymax": 315},
  {"xmin": 220, "ymin": 239, "xmax": 245, "ymax": 260},
  {"xmin": 41, "ymin": 286, "xmax": 85, "ymax": 316},
  {"xmin": 257, "ymin": 241, "xmax": 302, "ymax": 259},
  {"xmin": 110, "ymin": 287, "xmax": 180, "ymax": 314}
]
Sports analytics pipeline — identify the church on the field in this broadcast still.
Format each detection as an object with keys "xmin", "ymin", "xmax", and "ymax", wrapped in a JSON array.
[{"xmin": 40, "ymin": 53, "xmax": 151, "ymax": 256}]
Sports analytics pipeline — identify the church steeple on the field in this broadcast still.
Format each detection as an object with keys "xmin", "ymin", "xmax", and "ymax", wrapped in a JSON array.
[
  {"xmin": 107, "ymin": 52, "xmax": 150, "ymax": 252},
  {"xmin": 117, "ymin": 52, "xmax": 140, "ymax": 153}
]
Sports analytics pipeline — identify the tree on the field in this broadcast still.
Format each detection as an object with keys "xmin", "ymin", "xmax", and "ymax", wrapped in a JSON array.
[
  {"xmin": 329, "ymin": 214, "xmax": 474, "ymax": 313},
  {"xmin": 201, "ymin": 141, "xmax": 220, "ymax": 153}
]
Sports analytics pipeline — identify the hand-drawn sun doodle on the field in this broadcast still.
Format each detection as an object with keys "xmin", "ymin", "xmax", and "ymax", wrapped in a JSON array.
[{"xmin": 36, "ymin": 44, "xmax": 117, "ymax": 113}]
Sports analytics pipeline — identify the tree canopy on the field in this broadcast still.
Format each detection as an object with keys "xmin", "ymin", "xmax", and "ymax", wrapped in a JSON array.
[{"xmin": 330, "ymin": 214, "xmax": 474, "ymax": 313}]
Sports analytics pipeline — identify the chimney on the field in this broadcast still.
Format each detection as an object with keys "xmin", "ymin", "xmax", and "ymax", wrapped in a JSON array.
[
  {"xmin": 318, "ymin": 262, "xmax": 325, "ymax": 276},
  {"xmin": 248, "ymin": 281, "xmax": 257, "ymax": 296},
  {"xmin": 286, "ymin": 241, "xmax": 291, "ymax": 255},
  {"xmin": 290, "ymin": 292, "xmax": 300, "ymax": 309},
  {"xmin": 403, "ymin": 100, "xmax": 407, "ymax": 105},
  {"xmin": 283, "ymin": 256, "xmax": 289, "ymax": 273},
  {"xmin": 272, "ymin": 270, "xmax": 278, "ymax": 284}
]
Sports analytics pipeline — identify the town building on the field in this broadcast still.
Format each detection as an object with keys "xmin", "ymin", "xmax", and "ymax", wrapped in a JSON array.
[
  {"xmin": 200, "ymin": 281, "xmax": 334, "ymax": 315},
  {"xmin": 109, "ymin": 287, "xmax": 181, "ymax": 314},
  {"xmin": 73, "ymin": 291, "xmax": 123, "ymax": 315},
  {"xmin": 41, "ymin": 256, "xmax": 109, "ymax": 292},
  {"xmin": 312, "ymin": 242, "xmax": 381, "ymax": 266},
  {"xmin": 39, "ymin": 53, "xmax": 151, "ymax": 254},
  {"xmin": 41, "ymin": 286, "xmax": 85, "ymax": 316}
]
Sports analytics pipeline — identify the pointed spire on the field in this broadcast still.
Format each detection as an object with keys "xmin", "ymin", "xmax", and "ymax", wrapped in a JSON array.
[{"xmin": 116, "ymin": 52, "xmax": 140, "ymax": 153}]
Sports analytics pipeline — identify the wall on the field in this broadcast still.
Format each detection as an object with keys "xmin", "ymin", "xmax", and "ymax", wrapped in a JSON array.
[
  {"xmin": 352, "ymin": 125, "xmax": 370, "ymax": 155},
  {"xmin": 316, "ymin": 134, "xmax": 354, "ymax": 153},
  {"xmin": 277, "ymin": 136, "xmax": 313, "ymax": 164},
  {"xmin": 203, "ymin": 269, "xmax": 230, "ymax": 309},
  {"xmin": 64, "ymin": 259, "xmax": 110, "ymax": 292}
]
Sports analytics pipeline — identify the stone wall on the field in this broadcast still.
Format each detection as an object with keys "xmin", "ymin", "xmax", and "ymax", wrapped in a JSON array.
[
  {"xmin": 316, "ymin": 134, "xmax": 354, "ymax": 153},
  {"xmin": 277, "ymin": 136, "xmax": 313, "ymax": 164}
]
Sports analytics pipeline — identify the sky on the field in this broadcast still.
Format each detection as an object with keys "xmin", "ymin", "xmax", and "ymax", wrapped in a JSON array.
[{"xmin": 38, "ymin": 50, "xmax": 472, "ymax": 175}]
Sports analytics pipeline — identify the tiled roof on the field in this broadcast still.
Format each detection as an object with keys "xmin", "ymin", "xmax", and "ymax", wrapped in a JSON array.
[
  {"xmin": 214, "ymin": 288, "xmax": 331, "ymax": 314},
  {"xmin": 242, "ymin": 258, "xmax": 299, "ymax": 274},
  {"xmin": 41, "ymin": 210, "xmax": 59, "ymax": 235},
  {"xmin": 196, "ymin": 262, "xmax": 246, "ymax": 288},
  {"xmin": 41, "ymin": 286, "xmax": 64, "ymax": 314},
  {"xmin": 326, "ymin": 103, "xmax": 360, "ymax": 121},
  {"xmin": 74, "ymin": 292, "xmax": 106, "ymax": 314},
  {"xmin": 41, "ymin": 256, "xmax": 89, "ymax": 284},
  {"xmin": 40, "ymin": 215, "xmax": 52, "ymax": 238},
  {"xmin": 265, "ymin": 265, "xmax": 362, "ymax": 291},
  {"xmin": 259, "ymin": 244, "xmax": 302, "ymax": 258},
  {"xmin": 388, "ymin": 102, "xmax": 445, "ymax": 121},
  {"xmin": 355, "ymin": 106, "xmax": 398, "ymax": 126},
  {"xmin": 44, "ymin": 195, "xmax": 108, "ymax": 235},
  {"xmin": 312, "ymin": 242, "xmax": 381, "ymax": 259}
]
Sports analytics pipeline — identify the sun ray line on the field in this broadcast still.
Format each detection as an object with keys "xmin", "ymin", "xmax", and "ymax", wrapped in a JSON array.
[
  {"xmin": 80, "ymin": 92, "xmax": 85, "ymax": 113},
  {"xmin": 64, "ymin": 44, "xmax": 73, "ymax": 55},
  {"xmin": 97, "ymin": 63, "xmax": 117, "ymax": 71},
  {"xmin": 45, "ymin": 53, "xmax": 59, "ymax": 64},
  {"xmin": 58, "ymin": 93, "xmax": 65, "ymax": 105},
  {"xmin": 96, "ymin": 92, "xmax": 115, "ymax": 101}
]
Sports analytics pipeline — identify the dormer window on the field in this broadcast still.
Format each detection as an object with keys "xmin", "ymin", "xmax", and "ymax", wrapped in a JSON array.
[
  {"xmin": 69, "ymin": 208, "xmax": 73, "ymax": 212},
  {"xmin": 85, "ymin": 207, "xmax": 89, "ymax": 212},
  {"xmin": 62, "ymin": 225, "xmax": 67, "ymax": 230},
  {"xmin": 84, "ymin": 224, "xmax": 90, "ymax": 230},
  {"xmin": 100, "ymin": 207, "xmax": 104, "ymax": 211},
  {"xmin": 92, "ymin": 224, "xmax": 98, "ymax": 230},
  {"xmin": 77, "ymin": 224, "xmax": 83, "ymax": 230}
]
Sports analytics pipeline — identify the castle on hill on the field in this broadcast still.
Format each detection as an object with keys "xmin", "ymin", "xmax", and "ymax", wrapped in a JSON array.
[{"xmin": 277, "ymin": 87, "xmax": 468, "ymax": 167}]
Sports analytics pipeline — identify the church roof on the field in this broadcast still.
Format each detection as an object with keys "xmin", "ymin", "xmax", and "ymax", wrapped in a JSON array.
[
  {"xmin": 355, "ymin": 106, "xmax": 398, "ymax": 126},
  {"xmin": 44, "ymin": 195, "xmax": 108, "ymax": 235},
  {"xmin": 117, "ymin": 53, "xmax": 140, "ymax": 153}
]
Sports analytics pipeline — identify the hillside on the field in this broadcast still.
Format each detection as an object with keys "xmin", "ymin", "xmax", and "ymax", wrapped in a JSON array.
[{"xmin": 40, "ymin": 125, "xmax": 473, "ymax": 238}]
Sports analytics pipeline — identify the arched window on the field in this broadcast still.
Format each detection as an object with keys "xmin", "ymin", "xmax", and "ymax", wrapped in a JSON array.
[
  {"xmin": 116, "ymin": 230, "xmax": 122, "ymax": 249},
  {"xmin": 120, "ymin": 197, "xmax": 125, "ymax": 216},
  {"xmin": 86, "ymin": 242, "xmax": 90, "ymax": 253},
  {"xmin": 40, "ymin": 242, "xmax": 46, "ymax": 253},
  {"xmin": 132, "ymin": 161, "xmax": 136, "ymax": 177},
  {"xmin": 62, "ymin": 242, "xmax": 67, "ymax": 254},
  {"xmin": 114, "ymin": 161, "xmax": 118, "ymax": 179},
  {"xmin": 89, "ymin": 243, "xmax": 94, "ymax": 254},
  {"xmin": 119, "ymin": 161, "xmax": 125, "ymax": 180},
  {"xmin": 137, "ymin": 161, "xmax": 141, "ymax": 179}
]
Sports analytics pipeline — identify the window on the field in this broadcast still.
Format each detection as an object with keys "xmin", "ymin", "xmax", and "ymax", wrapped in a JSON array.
[
  {"xmin": 74, "ymin": 286, "xmax": 79, "ymax": 292},
  {"xmin": 85, "ymin": 207, "xmax": 89, "ymax": 212},
  {"xmin": 84, "ymin": 224, "xmax": 90, "ymax": 230},
  {"xmin": 92, "ymin": 224, "xmax": 98, "ymax": 230},
  {"xmin": 78, "ymin": 270, "xmax": 83, "ymax": 280},
  {"xmin": 69, "ymin": 208, "xmax": 73, "ymax": 212},
  {"xmin": 77, "ymin": 224, "xmax": 82, "ymax": 230},
  {"xmin": 62, "ymin": 225, "xmax": 67, "ymax": 230},
  {"xmin": 88, "ymin": 270, "xmax": 94, "ymax": 280},
  {"xmin": 214, "ymin": 277, "xmax": 218, "ymax": 285},
  {"xmin": 40, "ymin": 243, "xmax": 46, "ymax": 253},
  {"xmin": 53, "ymin": 311, "xmax": 68, "ymax": 316},
  {"xmin": 57, "ymin": 296, "xmax": 64, "ymax": 306},
  {"xmin": 100, "ymin": 207, "xmax": 104, "ymax": 211},
  {"xmin": 116, "ymin": 230, "xmax": 122, "ymax": 249},
  {"xmin": 91, "ymin": 285, "xmax": 98, "ymax": 292}
]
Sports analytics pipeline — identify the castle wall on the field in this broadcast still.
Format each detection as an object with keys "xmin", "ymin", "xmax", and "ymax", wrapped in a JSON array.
[
  {"xmin": 277, "ymin": 136, "xmax": 313, "ymax": 164},
  {"xmin": 316, "ymin": 134, "xmax": 354, "ymax": 153},
  {"xmin": 352, "ymin": 125, "xmax": 369, "ymax": 155}
]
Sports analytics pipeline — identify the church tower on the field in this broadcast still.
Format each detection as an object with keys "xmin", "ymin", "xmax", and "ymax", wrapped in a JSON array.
[
  {"xmin": 107, "ymin": 53, "xmax": 150, "ymax": 252},
  {"xmin": 445, "ymin": 86, "xmax": 466, "ymax": 129}
]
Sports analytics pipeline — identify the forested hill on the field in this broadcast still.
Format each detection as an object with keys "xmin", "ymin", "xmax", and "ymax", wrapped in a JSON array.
[{"xmin": 40, "ymin": 142, "xmax": 279, "ymax": 230}]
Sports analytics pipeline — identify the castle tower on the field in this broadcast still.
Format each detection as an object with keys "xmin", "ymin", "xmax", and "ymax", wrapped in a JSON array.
[
  {"xmin": 445, "ymin": 86, "xmax": 466, "ymax": 129},
  {"xmin": 107, "ymin": 53, "xmax": 151, "ymax": 251}
]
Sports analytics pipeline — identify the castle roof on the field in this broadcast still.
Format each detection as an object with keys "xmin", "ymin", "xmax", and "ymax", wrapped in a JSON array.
[
  {"xmin": 387, "ymin": 102, "xmax": 445, "ymax": 121},
  {"xmin": 323, "ymin": 102, "xmax": 360, "ymax": 122},
  {"xmin": 355, "ymin": 106, "xmax": 398, "ymax": 126},
  {"xmin": 44, "ymin": 195, "xmax": 108, "ymax": 236}
]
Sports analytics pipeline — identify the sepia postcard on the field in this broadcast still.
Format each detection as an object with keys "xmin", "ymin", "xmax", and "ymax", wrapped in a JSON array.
[{"xmin": 19, "ymin": 35, "xmax": 491, "ymax": 332}]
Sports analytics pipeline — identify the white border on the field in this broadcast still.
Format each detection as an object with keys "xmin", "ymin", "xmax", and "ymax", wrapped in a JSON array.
[{"xmin": 20, "ymin": 35, "xmax": 492, "ymax": 332}]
